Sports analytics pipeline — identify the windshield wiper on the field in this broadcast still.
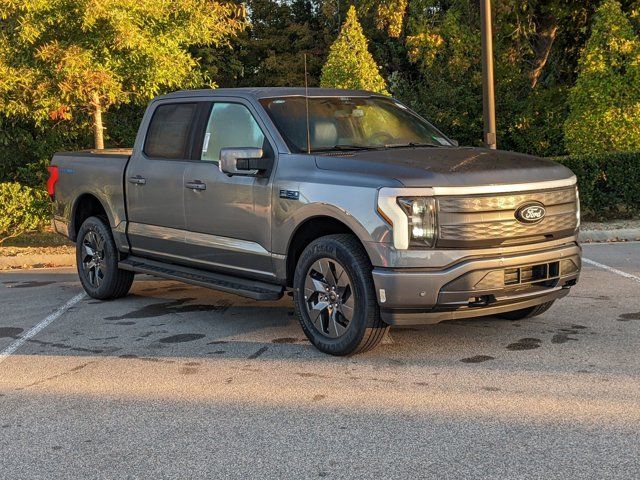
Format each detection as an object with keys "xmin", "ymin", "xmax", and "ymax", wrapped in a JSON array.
[
  {"xmin": 310, "ymin": 144, "xmax": 380, "ymax": 152},
  {"xmin": 383, "ymin": 142, "xmax": 441, "ymax": 149}
]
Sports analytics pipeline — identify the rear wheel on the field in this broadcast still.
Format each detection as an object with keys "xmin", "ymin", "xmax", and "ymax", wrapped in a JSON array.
[
  {"xmin": 76, "ymin": 216, "xmax": 134, "ymax": 300},
  {"xmin": 497, "ymin": 301, "xmax": 555, "ymax": 320},
  {"xmin": 293, "ymin": 234, "xmax": 388, "ymax": 356}
]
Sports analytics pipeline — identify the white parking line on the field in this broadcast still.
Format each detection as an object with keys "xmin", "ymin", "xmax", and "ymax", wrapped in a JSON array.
[
  {"xmin": 0, "ymin": 292, "xmax": 86, "ymax": 365},
  {"xmin": 583, "ymin": 257, "xmax": 640, "ymax": 285}
]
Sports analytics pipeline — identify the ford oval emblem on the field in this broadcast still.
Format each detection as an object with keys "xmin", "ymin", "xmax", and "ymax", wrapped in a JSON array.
[{"xmin": 515, "ymin": 202, "xmax": 546, "ymax": 224}]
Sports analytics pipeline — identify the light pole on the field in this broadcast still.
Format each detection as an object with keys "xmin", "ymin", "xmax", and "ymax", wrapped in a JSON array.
[{"xmin": 480, "ymin": 0, "xmax": 497, "ymax": 149}]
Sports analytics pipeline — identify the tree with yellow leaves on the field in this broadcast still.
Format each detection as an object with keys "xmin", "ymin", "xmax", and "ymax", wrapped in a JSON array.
[
  {"xmin": 0, "ymin": 0, "xmax": 245, "ymax": 149},
  {"xmin": 320, "ymin": 6, "xmax": 388, "ymax": 94}
]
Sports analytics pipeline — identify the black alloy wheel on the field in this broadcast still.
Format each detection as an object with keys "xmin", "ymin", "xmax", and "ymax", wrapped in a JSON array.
[
  {"xmin": 293, "ymin": 234, "xmax": 389, "ymax": 356},
  {"xmin": 81, "ymin": 229, "xmax": 106, "ymax": 288},
  {"xmin": 303, "ymin": 257, "xmax": 355, "ymax": 339},
  {"xmin": 76, "ymin": 216, "xmax": 134, "ymax": 300}
]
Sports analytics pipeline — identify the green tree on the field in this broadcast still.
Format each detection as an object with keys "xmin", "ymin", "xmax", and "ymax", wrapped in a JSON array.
[
  {"xmin": 397, "ymin": 2, "xmax": 482, "ymax": 146},
  {"xmin": 0, "ymin": 0, "xmax": 245, "ymax": 149},
  {"xmin": 564, "ymin": 0, "xmax": 640, "ymax": 155},
  {"xmin": 394, "ymin": 0, "xmax": 602, "ymax": 154},
  {"xmin": 320, "ymin": 6, "xmax": 388, "ymax": 94},
  {"xmin": 195, "ymin": 0, "xmax": 333, "ymax": 88}
]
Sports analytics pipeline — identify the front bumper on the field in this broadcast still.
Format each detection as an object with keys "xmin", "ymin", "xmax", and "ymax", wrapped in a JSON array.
[{"xmin": 372, "ymin": 242, "xmax": 580, "ymax": 325}]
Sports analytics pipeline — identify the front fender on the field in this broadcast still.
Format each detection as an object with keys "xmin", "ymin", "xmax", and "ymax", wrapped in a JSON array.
[{"xmin": 271, "ymin": 183, "xmax": 392, "ymax": 266}]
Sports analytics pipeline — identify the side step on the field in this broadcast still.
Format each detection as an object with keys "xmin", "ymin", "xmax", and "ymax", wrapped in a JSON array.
[{"xmin": 119, "ymin": 256, "xmax": 284, "ymax": 301}]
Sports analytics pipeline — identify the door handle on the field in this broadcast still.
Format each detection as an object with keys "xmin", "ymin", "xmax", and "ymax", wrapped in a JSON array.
[
  {"xmin": 185, "ymin": 181, "xmax": 206, "ymax": 191},
  {"xmin": 128, "ymin": 176, "xmax": 146, "ymax": 185}
]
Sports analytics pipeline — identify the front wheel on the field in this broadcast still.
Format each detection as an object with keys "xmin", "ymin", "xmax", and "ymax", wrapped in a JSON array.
[
  {"xmin": 76, "ymin": 216, "xmax": 134, "ymax": 300},
  {"xmin": 293, "ymin": 234, "xmax": 389, "ymax": 356}
]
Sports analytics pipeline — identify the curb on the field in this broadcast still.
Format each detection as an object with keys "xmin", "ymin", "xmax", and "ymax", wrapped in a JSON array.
[
  {"xmin": 579, "ymin": 228, "xmax": 640, "ymax": 243},
  {"xmin": 0, "ymin": 253, "xmax": 75, "ymax": 270}
]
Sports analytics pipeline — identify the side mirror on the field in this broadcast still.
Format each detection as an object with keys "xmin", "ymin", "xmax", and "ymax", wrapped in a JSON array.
[
  {"xmin": 219, "ymin": 147, "xmax": 269, "ymax": 176},
  {"xmin": 450, "ymin": 139, "xmax": 459, "ymax": 147}
]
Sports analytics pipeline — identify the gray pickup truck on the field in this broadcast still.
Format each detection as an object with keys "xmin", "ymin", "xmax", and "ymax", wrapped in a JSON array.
[{"xmin": 49, "ymin": 87, "xmax": 581, "ymax": 355}]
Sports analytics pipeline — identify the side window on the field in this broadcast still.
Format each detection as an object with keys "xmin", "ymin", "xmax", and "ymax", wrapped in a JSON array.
[
  {"xmin": 201, "ymin": 103, "xmax": 265, "ymax": 162},
  {"xmin": 144, "ymin": 103, "xmax": 198, "ymax": 159}
]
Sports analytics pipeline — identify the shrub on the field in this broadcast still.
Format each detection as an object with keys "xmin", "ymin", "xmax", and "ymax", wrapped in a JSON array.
[
  {"xmin": 0, "ymin": 183, "xmax": 51, "ymax": 244},
  {"xmin": 553, "ymin": 151, "xmax": 640, "ymax": 219}
]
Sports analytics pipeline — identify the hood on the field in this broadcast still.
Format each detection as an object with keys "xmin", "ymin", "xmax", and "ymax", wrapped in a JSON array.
[{"xmin": 314, "ymin": 147, "xmax": 575, "ymax": 188}]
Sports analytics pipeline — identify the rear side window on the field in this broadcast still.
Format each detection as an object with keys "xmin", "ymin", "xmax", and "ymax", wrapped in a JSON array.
[{"xmin": 144, "ymin": 103, "xmax": 198, "ymax": 159}]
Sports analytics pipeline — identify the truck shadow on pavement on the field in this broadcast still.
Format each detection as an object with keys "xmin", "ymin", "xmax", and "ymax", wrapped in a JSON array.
[{"xmin": 1, "ymin": 272, "xmax": 597, "ymax": 368}]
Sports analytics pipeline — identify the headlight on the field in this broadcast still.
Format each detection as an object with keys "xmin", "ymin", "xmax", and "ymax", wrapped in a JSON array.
[
  {"xmin": 377, "ymin": 188, "xmax": 438, "ymax": 249},
  {"xmin": 397, "ymin": 197, "xmax": 437, "ymax": 247}
]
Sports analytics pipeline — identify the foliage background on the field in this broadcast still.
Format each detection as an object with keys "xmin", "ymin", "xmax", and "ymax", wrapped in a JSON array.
[
  {"xmin": 564, "ymin": 0, "xmax": 640, "ymax": 155},
  {"xmin": 555, "ymin": 152, "xmax": 640, "ymax": 219},
  {"xmin": 0, "ymin": 0, "xmax": 639, "ymax": 223}
]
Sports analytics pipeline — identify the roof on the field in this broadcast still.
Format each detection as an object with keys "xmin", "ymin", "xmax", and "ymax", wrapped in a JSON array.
[{"xmin": 157, "ymin": 87, "xmax": 382, "ymax": 100}]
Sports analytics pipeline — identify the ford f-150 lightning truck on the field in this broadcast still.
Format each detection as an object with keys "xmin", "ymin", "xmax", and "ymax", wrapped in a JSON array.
[{"xmin": 49, "ymin": 88, "xmax": 581, "ymax": 355}]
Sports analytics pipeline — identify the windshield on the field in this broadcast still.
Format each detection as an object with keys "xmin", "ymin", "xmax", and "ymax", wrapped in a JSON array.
[{"xmin": 259, "ymin": 96, "xmax": 452, "ymax": 153}]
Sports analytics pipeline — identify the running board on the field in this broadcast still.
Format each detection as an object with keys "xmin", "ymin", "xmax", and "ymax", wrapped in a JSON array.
[{"xmin": 119, "ymin": 256, "xmax": 284, "ymax": 300}]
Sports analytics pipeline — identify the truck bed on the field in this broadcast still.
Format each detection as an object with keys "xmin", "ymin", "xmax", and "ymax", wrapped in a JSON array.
[{"xmin": 50, "ymin": 149, "xmax": 132, "ymax": 243}]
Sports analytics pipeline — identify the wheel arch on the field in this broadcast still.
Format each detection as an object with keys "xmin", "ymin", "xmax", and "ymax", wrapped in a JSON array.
[
  {"xmin": 285, "ymin": 215, "xmax": 372, "ymax": 287},
  {"xmin": 70, "ymin": 193, "xmax": 111, "ymax": 241}
]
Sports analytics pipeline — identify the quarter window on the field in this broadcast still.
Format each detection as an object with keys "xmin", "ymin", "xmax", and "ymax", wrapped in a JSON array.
[
  {"xmin": 201, "ymin": 103, "xmax": 265, "ymax": 162},
  {"xmin": 144, "ymin": 103, "xmax": 198, "ymax": 159}
]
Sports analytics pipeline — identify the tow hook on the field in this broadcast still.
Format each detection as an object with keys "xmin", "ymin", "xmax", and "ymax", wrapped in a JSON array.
[{"xmin": 468, "ymin": 295, "xmax": 497, "ymax": 307}]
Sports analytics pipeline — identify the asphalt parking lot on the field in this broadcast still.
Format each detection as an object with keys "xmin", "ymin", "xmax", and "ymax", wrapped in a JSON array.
[{"xmin": 1, "ymin": 242, "xmax": 639, "ymax": 479}]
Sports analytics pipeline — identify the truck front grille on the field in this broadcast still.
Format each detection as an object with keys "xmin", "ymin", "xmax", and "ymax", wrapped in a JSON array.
[{"xmin": 436, "ymin": 187, "xmax": 578, "ymax": 248}]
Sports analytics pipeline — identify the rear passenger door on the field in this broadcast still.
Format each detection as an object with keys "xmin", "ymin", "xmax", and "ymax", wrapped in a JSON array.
[
  {"xmin": 182, "ymin": 100, "xmax": 275, "ymax": 280},
  {"xmin": 125, "ymin": 101, "xmax": 198, "ymax": 260}
]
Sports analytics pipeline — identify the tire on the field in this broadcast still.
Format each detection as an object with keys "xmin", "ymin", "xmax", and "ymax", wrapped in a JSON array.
[
  {"xmin": 76, "ymin": 216, "xmax": 134, "ymax": 300},
  {"xmin": 293, "ymin": 234, "xmax": 389, "ymax": 356},
  {"xmin": 497, "ymin": 301, "xmax": 555, "ymax": 320}
]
